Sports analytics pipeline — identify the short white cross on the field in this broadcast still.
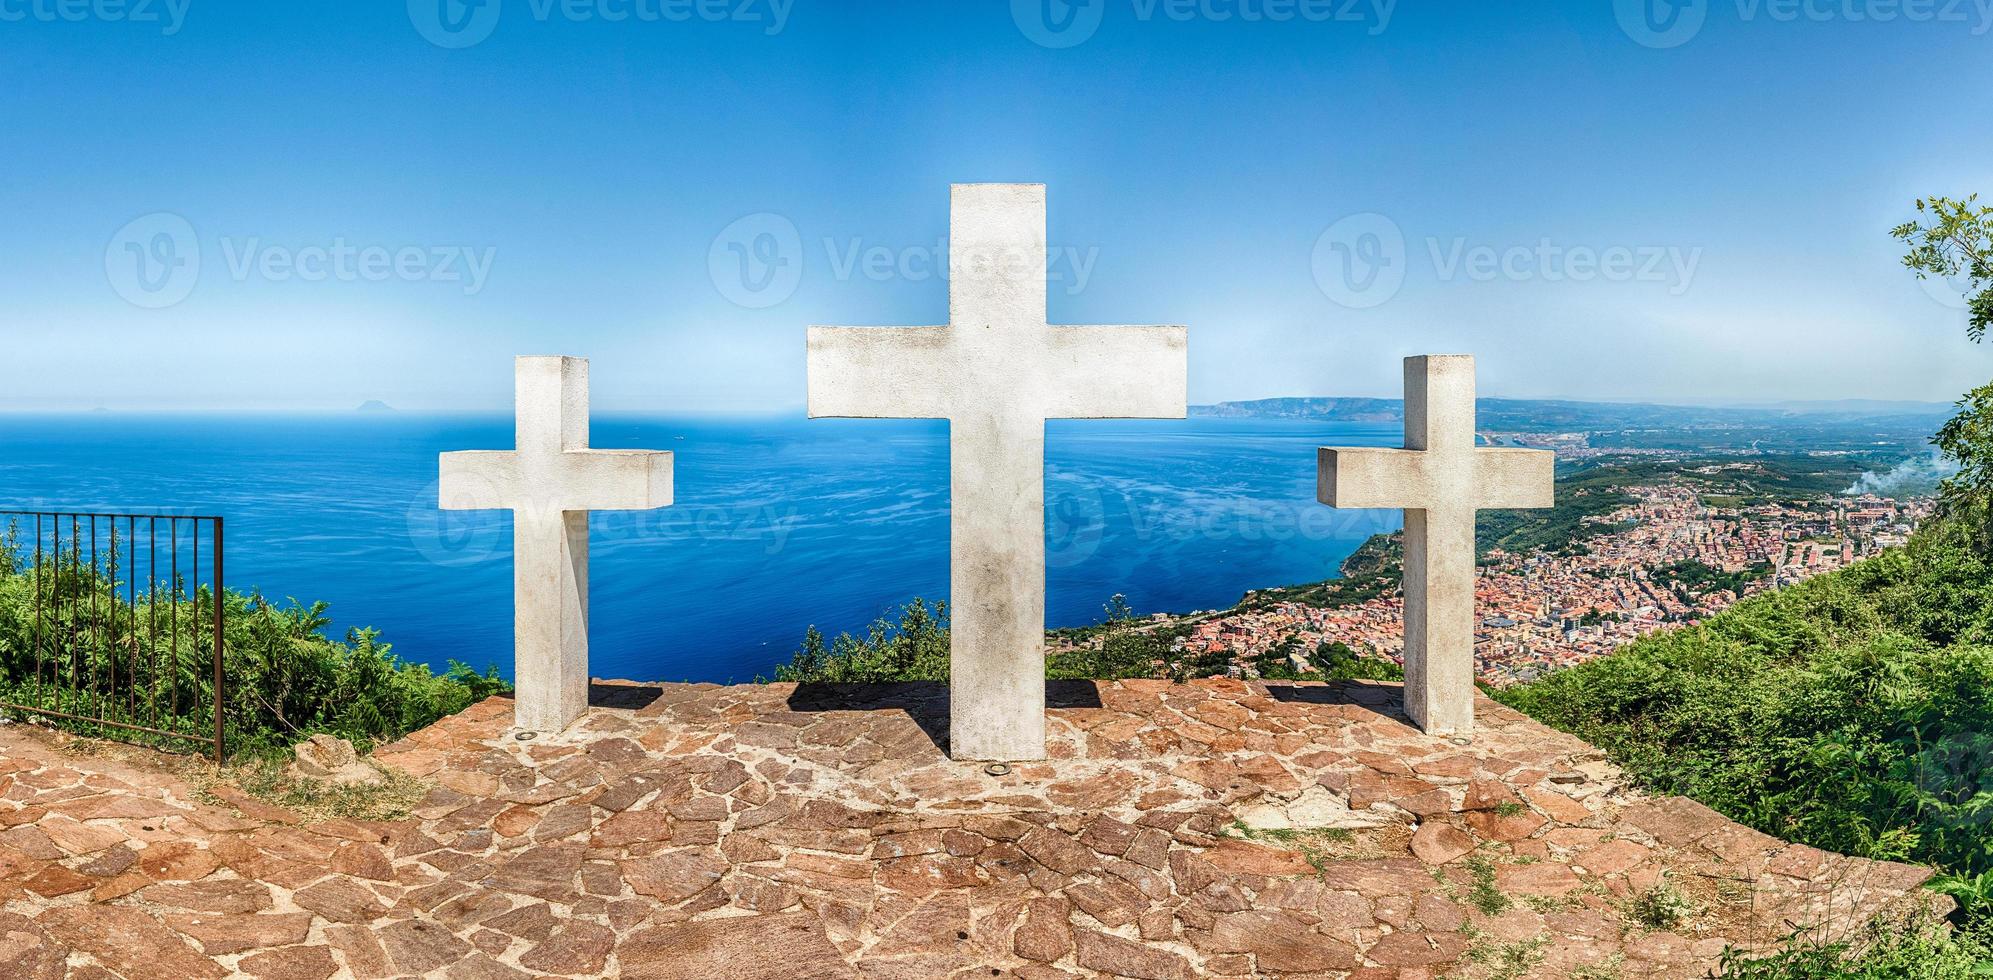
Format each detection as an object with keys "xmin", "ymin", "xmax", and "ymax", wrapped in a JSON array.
[
  {"xmin": 808, "ymin": 183, "xmax": 1188, "ymax": 761},
  {"xmin": 438, "ymin": 356, "xmax": 673, "ymax": 733},
  {"xmin": 1317, "ymin": 355, "xmax": 1554, "ymax": 734}
]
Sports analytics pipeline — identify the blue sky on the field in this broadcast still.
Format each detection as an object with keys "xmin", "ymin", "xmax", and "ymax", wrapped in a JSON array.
[{"xmin": 2, "ymin": 0, "xmax": 1990, "ymax": 411}]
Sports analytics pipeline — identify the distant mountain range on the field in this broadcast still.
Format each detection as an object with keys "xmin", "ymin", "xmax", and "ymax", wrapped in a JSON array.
[{"xmin": 1190, "ymin": 397, "xmax": 1953, "ymax": 431}]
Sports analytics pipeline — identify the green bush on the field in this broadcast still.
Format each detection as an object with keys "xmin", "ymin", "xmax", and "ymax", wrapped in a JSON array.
[
  {"xmin": 0, "ymin": 539, "xmax": 508, "ymax": 759},
  {"xmin": 1497, "ymin": 522, "xmax": 1993, "ymax": 939},
  {"xmin": 776, "ymin": 597, "xmax": 1402, "ymax": 687},
  {"xmin": 774, "ymin": 599, "xmax": 950, "ymax": 683},
  {"xmin": 1716, "ymin": 921, "xmax": 1993, "ymax": 979}
]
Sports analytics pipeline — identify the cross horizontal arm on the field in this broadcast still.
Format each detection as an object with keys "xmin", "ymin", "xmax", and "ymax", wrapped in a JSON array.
[
  {"xmin": 1037, "ymin": 326, "xmax": 1189, "ymax": 419},
  {"xmin": 807, "ymin": 326, "xmax": 957, "ymax": 419},
  {"xmin": 1472, "ymin": 447, "xmax": 1555, "ymax": 509},
  {"xmin": 1318, "ymin": 447, "xmax": 1433, "ymax": 509},
  {"xmin": 439, "ymin": 450, "xmax": 673, "ymax": 512}
]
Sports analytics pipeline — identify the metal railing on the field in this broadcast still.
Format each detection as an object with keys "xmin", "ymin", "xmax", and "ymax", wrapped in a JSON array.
[{"xmin": 0, "ymin": 511, "xmax": 225, "ymax": 761}]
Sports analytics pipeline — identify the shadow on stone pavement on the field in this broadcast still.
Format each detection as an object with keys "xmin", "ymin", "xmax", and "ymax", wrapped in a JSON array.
[
  {"xmin": 1265, "ymin": 681, "xmax": 1414, "ymax": 724},
  {"xmin": 784, "ymin": 680, "xmax": 1107, "ymax": 757},
  {"xmin": 587, "ymin": 683, "xmax": 663, "ymax": 711}
]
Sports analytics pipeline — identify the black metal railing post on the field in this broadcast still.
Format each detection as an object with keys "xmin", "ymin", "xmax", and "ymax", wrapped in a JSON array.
[{"xmin": 0, "ymin": 510, "xmax": 228, "ymax": 760}]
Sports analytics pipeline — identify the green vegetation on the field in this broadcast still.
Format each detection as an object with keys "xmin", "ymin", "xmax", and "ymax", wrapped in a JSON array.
[
  {"xmin": 1485, "ymin": 193, "xmax": 1993, "ymax": 976},
  {"xmin": 1716, "ymin": 922, "xmax": 1993, "ymax": 979},
  {"xmin": 1628, "ymin": 877, "xmax": 1696, "ymax": 931},
  {"xmin": 1232, "ymin": 532, "xmax": 1401, "ymax": 612},
  {"xmin": 1498, "ymin": 525, "xmax": 1993, "ymax": 906},
  {"xmin": 774, "ymin": 598, "xmax": 1193, "ymax": 683},
  {"xmin": 775, "ymin": 599, "xmax": 951, "ymax": 683},
  {"xmin": 1894, "ymin": 194, "xmax": 1993, "ymax": 344},
  {"xmin": 1933, "ymin": 383, "xmax": 1993, "ymax": 553},
  {"xmin": 1477, "ymin": 478, "xmax": 1633, "ymax": 557},
  {"xmin": 1650, "ymin": 558, "xmax": 1773, "ymax": 602},
  {"xmin": 1225, "ymin": 820, "xmax": 1354, "ymax": 874},
  {"xmin": 1463, "ymin": 854, "xmax": 1511, "ymax": 916},
  {"xmin": 200, "ymin": 754, "xmax": 431, "ymax": 822},
  {"xmin": 0, "ymin": 529, "xmax": 508, "ymax": 759},
  {"xmin": 1462, "ymin": 935, "xmax": 1549, "ymax": 980},
  {"xmin": 1896, "ymin": 194, "xmax": 1993, "ymax": 551},
  {"xmin": 1496, "ymin": 523, "xmax": 1993, "ymax": 974},
  {"xmin": 776, "ymin": 594, "xmax": 1400, "ymax": 686}
]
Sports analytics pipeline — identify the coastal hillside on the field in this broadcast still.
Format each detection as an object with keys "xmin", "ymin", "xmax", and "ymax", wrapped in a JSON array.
[
  {"xmin": 1191, "ymin": 395, "xmax": 1952, "ymax": 430},
  {"xmin": 1192, "ymin": 396, "xmax": 1952, "ymax": 456},
  {"xmin": 1497, "ymin": 522, "xmax": 1993, "ymax": 968}
]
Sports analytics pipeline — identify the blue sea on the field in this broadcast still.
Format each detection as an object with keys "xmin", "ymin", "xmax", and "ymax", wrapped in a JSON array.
[{"xmin": 0, "ymin": 415, "xmax": 1402, "ymax": 683}]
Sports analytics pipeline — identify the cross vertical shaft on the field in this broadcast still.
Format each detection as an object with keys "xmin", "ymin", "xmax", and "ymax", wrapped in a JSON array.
[
  {"xmin": 439, "ymin": 356, "xmax": 674, "ymax": 733},
  {"xmin": 807, "ymin": 183, "xmax": 1188, "ymax": 761},
  {"xmin": 1317, "ymin": 355, "xmax": 1554, "ymax": 734},
  {"xmin": 1401, "ymin": 356, "xmax": 1479, "ymax": 733},
  {"xmin": 512, "ymin": 510, "xmax": 590, "ymax": 731},
  {"xmin": 948, "ymin": 415, "xmax": 1047, "ymax": 760}
]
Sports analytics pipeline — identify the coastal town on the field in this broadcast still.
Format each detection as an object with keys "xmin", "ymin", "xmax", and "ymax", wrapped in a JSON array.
[{"xmin": 1159, "ymin": 478, "xmax": 1932, "ymax": 685}]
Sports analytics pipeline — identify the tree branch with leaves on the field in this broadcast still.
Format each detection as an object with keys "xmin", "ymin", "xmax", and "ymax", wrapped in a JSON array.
[
  {"xmin": 1895, "ymin": 194, "xmax": 1993, "ymax": 547},
  {"xmin": 1893, "ymin": 195, "xmax": 1993, "ymax": 342}
]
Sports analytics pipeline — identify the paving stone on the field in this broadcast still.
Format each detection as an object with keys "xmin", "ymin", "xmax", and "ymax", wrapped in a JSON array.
[
  {"xmin": 378, "ymin": 918, "xmax": 474, "ymax": 975},
  {"xmin": 622, "ymin": 848, "xmax": 728, "ymax": 901},
  {"xmin": 237, "ymin": 945, "xmax": 339, "ymax": 980},
  {"xmin": 516, "ymin": 920, "xmax": 615, "ymax": 975},
  {"xmin": 1411, "ymin": 820, "xmax": 1475, "ymax": 865},
  {"xmin": 0, "ymin": 911, "xmax": 66, "ymax": 980},
  {"xmin": 1013, "ymin": 896, "xmax": 1073, "ymax": 961},
  {"xmin": 140, "ymin": 878, "xmax": 275, "ymax": 913},
  {"xmin": 161, "ymin": 912, "xmax": 313, "ymax": 955},
  {"xmin": 22, "ymin": 864, "xmax": 94, "ymax": 897},
  {"xmin": 1207, "ymin": 909, "xmax": 1360, "ymax": 971},
  {"xmin": 1075, "ymin": 928, "xmax": 1192, "ymax": 980},
  {"xmin": 1363, "ymin": 929, "xmax": 1471, "ymax": 967},
  {"xmin": 293, "ymin": 877, "xmax": 390, "ymax": 923},
  {"xmin": 36, "ymin": 906, "xmax": 227, "ymax": 980},
  {"xmin": 0, "ymin": 681, "xmax": 1947, "ymax": 979},
  {"xmin": 620, "ymin": 911, "xmax": 857, "ymax": 979},
  {"xmin": 323, "ymin": 923, "xmax": 395, "ymax": 979}
]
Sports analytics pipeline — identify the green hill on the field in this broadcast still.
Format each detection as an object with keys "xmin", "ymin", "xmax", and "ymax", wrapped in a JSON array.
[{"xmin": 1496, "ymin": 523, "xmax": 1993, "ymax": 971}]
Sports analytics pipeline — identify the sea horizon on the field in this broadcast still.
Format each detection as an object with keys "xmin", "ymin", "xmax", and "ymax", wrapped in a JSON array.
[{"xmin": 0, "ymin": 412, "xmax": 1404, "ymax": 685}]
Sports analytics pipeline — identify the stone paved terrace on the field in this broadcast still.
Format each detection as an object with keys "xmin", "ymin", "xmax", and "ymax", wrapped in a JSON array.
[{"xmin": 0, "ymin": 679, "xmax": 1945, "ymax": 979}]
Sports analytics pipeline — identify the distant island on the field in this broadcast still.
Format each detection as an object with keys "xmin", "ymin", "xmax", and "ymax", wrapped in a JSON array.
[{"xmin": 356, "ymin": 400, "xmax": 395, "ymax": 413}]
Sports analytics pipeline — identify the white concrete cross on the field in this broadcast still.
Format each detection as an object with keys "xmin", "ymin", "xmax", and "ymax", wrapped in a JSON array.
[
  {"xmin": 808, "ymin": 183, "xmax": 1188, "ymax": 761},
  {"xmin": 438, "ymin": 356, "xmax": 673, "ymax": 733},
  {"xmin": 1317, "ymin": 355, "xmax": 1554, "ymax": 734}
]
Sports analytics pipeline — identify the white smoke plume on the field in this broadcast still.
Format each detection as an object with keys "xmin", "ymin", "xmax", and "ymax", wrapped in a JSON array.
[{"xmin": 1842, "ymin": 451, "xmax": 1960, "ymax": 497}]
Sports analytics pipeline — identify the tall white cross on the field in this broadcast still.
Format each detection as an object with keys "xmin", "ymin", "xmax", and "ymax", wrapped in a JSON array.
[
  {"xmin": 808, "ymin": 183, "xmax": 1188, "ymax": 761},
  {"xmin": 438, "ymin": 356, "xmax": 673, "ymax": 733},
  {"xmin": 1317, "ymin": 355, "xmax": 1554, "ymax": 734}
]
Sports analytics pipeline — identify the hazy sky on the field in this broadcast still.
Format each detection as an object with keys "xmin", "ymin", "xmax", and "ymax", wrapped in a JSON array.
[{"xmin": 3, "ymin": 0, "xmax": 1990, "ymax": 411}]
